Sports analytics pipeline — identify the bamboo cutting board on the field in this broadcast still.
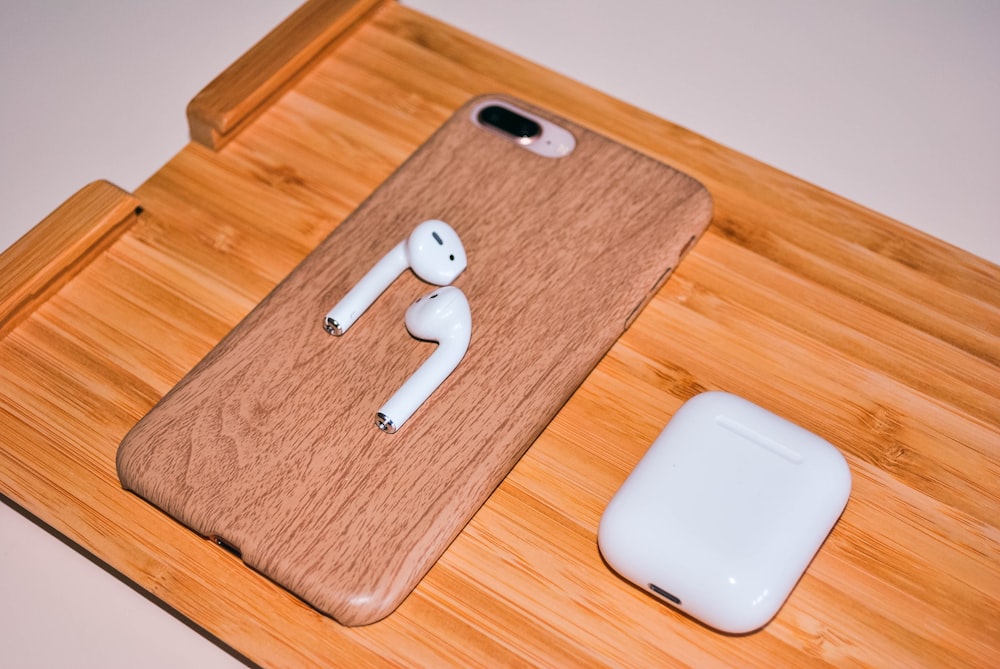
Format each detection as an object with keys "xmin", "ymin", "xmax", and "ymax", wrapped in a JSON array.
[{"xmin": 2, "ymin": 0, "xmax": 998, "ymax": 666}]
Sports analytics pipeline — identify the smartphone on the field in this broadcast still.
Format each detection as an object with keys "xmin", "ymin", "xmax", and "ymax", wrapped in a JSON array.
[{"xmin": 116, "ymin": 94, "xmax": 713, "ymax": 626}]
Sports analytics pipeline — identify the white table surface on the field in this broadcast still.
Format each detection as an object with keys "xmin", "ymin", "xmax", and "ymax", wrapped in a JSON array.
[{"xmin": 2, "ymin": 2, "xmax": 997, "ymax": 666}]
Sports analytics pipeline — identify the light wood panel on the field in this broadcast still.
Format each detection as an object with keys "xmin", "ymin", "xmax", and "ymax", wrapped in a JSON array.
[
  {"xmin": 0, "ymin": 180, "xmax": 139, "ymax": 337},
  {"xmin": 1, "ymin": 1, "xmax": 998, "ymax": 666},
  {"xmin": 187, "ymin": 0, "xmax": 388, "ymax": 149}
]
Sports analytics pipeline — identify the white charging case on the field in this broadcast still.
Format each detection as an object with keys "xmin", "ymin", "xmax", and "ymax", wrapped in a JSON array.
[{"xmin": 598, "ymin": 391, "xmax": 851, "ymax": 634}]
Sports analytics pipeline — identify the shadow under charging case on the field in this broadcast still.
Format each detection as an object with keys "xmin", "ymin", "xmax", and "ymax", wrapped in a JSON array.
[{"xmin": 598, "ymin": 391, "xmax": 851, "ymax": 634}]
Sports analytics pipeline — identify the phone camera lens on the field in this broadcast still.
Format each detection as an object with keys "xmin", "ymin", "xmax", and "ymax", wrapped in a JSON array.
[{"xmin": 477, "ymin": 105, "xmax": 541, "ymax": 140}]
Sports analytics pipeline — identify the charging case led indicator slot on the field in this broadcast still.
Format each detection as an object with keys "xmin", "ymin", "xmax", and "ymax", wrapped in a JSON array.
[{"xmin": 649, "ymin": 583, "xmax": 681, "ymax": 605}]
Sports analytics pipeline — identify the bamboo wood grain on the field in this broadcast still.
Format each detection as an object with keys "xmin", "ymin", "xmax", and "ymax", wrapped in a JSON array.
[
  {"xmin": 1, "ymin": 1, "xmax": 998, "ymax": 666},
  {"xmin": 0, "ymin": 180, "xmax": 139, "ymax": 338},
  {"xmin": 186, "ymin": 0, "xmax": 388, "ymax": 149}
]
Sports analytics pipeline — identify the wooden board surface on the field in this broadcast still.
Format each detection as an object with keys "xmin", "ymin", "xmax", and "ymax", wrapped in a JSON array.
[{"xmin": 2, "ymin": 1, "xmax": 998, "ymax": 666}]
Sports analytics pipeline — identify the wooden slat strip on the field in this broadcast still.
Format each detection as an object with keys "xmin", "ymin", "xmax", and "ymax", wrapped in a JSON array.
[
  {"xmin": 0, "ymin": 180, "xmax": 139, "ymax": 338},
  {"xmin": 186, "ymin": 0, "xmax": 389, "ymax": 149}
]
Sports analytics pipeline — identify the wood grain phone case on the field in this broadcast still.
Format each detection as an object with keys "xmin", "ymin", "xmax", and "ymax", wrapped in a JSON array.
[{"xmin": 116, "ymin": 95, "xmax": 713, "ymax": 626}]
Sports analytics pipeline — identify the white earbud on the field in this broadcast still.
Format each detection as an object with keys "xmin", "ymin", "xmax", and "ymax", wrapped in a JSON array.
[
  {"xmin": 376, "ymin": 286, "xmax": 472, "ymax": 433},
  {"xmin": 324, "ymin": 219, "xmax": 467, "ymax": 335}
]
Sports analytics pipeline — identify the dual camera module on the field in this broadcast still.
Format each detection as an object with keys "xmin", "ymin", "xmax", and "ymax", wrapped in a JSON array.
[
  {"xmin": 476, "ymin": 105, "xmax": 541, "ymax": 142},
  {"xmin": 473, "ymin": 101, "xmax": 576, "ymax": 158}
]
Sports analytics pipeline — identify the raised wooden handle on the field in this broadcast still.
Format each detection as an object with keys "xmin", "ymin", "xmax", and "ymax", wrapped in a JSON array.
[
  {"xmin": 186, "ymin": 0, "xmax": 388, "ymax": 149},
  {"xmin": 0, "ymin": 180, "xmax": 140, "ymax": 337}
]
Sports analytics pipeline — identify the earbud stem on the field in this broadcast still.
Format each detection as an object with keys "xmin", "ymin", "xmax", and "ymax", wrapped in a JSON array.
[
  {"xmin": 376, "ymin": 341, "xmax": 468, "ymax": 432},
  {"xmin": 324, "ymin": 242, "xmax": 407, "ymax": 335}
]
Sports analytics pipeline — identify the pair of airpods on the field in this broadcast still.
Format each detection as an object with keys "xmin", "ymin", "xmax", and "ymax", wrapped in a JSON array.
[{"xmin": 324, "ymin": 220, "xmax": 470, "ymax": 434}]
